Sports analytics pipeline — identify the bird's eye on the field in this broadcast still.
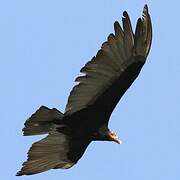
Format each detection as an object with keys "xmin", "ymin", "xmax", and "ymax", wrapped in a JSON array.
[{"xmin": 110, "ymin": 131, "xmax": 115, "ymax": 136}]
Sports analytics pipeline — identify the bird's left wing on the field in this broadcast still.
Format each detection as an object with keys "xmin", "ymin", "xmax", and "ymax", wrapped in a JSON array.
[
  {"xmin": 65, "ymin": 5, "xmax": 152, "ymax": 121},
  {"xmin": 16, "ymin": 132, "xmax": 90, "ymax": 176}
]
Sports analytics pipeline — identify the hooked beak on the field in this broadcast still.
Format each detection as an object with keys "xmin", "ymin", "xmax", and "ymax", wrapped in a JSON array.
[
  {"xmin": 108, "ymin": 131, "xmax": 122, "ymax": 144},
  {"xmin": 113, "ymin": 136, "xmax": 122, "ymax": 144}
]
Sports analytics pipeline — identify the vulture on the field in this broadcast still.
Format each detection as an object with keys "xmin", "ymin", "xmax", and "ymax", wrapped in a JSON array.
[{"xmin": 17, "ymin": 5, "xmax": 152, "ymax": 176}]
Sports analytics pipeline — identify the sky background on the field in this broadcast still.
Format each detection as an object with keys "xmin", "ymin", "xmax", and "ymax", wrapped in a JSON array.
[{"xmin": 1, "ymin": 0, "xmax": 180, "ymax": 179}]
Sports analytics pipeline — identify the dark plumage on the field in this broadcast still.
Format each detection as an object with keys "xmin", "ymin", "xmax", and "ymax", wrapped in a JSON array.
[{"xmin": 17, "ymin": 5, "xmax": 152, "ymax": 176}]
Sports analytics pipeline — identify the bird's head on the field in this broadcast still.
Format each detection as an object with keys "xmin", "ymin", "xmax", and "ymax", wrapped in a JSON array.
[
  {"xmin": 107, "ymin": 130, "xmax": 122, "ymax": 144},
  {"xmin": 97, "ymin": 126, "xmax": 122, "ymax": 144}
]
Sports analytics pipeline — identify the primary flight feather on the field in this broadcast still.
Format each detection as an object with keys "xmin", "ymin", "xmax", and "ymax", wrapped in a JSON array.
[{"xmin": 17, "ymin": 5, "xmax": 152, "ymax": 176}]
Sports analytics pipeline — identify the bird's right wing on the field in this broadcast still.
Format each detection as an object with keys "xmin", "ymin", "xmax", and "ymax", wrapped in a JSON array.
[{"xmin": 65, "ymin": 5, "xmax": 152, "ymax": 122}]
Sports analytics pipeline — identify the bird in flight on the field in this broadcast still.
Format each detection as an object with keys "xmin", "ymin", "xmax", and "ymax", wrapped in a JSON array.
[{"xmin": 17, "ymin": 4, "xmax": 152, "ymax": 176}]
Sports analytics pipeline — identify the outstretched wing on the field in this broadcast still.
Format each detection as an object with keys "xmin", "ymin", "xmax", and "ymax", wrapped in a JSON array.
[
  {"xmin": 65, "ymin": 5, "xmax": 152, "ymax": 123},
  {"xmin": 16, "ymin": 132, "xmax": 90, "ymax": 176}
]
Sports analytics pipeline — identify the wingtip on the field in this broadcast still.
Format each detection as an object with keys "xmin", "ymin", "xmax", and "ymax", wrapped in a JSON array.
[
  {"xmin": 114, "ymin": 21, "xmax": 119, "ymax": 26},
  {"xmin": 143, "ymin": 4, "xmax": 149, "ymax": 15},
  {"xmin": 144, "ymin": 4, "xmax": 148, "ymax": 12},
  {"xmin": 123, "ymin": 11, "xmax": 128, "ymax": 17},
  {"xmin": 16, "ymin": 171, "xmax": 23, "ymax": 176},
  {"xmin": 113, "ymin": 20, "xmax": 124, "ymax": 37},
  {"xmin": 114, "ymin": 21, "xmax": 120, "ymax": 30}
]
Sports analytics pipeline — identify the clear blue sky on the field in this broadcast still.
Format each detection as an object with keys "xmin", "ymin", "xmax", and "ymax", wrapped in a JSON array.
[{"xmin": 1, "ymin": 0, "xmax": 180, "ymax": 179}]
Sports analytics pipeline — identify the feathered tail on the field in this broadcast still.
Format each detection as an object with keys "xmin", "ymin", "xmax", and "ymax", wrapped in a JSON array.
[{"xmin": 22, "ymin": 106, "xmax": 64, "ymax": 136}]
